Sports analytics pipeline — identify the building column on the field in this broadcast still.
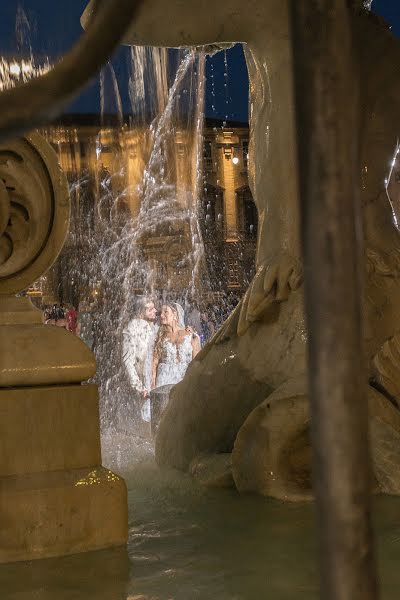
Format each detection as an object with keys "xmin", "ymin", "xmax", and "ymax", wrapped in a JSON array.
[{"xmin": 217, "ymin": 131, "xmax": 240, "ymax": 241}]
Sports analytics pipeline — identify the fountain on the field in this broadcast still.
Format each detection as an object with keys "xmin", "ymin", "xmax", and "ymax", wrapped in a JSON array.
[
  {"xmin": 36, "ymin": 44, "xmax": 208, "ymax": 439},
  {"xmin": 3, "ymin": 0, "xmax": 400, "ymax": 598},
  {"xmin": 83, "ymin": 0, "xmax": 400, "ymax": 504}
]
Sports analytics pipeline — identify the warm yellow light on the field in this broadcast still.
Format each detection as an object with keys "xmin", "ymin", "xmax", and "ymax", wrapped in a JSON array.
[
  {"xmin": 0, "ymin": 56, "xmax": 50, "ymax": 91},
  {"xmin": 9, "ymin": 62, "xmax": 21, "ymax": 76}
]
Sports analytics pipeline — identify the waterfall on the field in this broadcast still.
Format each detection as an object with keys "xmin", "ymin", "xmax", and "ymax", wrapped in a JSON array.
[{"xmin": 50, "ymin": 47, "xmax": 207, "ymax": 433}]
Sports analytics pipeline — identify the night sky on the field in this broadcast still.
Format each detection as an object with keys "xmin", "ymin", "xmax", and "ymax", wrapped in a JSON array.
[{"xmin": 0, "ymin": 0, "xmax": 399, "ymax": 122}]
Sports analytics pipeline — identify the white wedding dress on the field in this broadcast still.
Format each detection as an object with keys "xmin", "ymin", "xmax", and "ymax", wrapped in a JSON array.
[{"xmin": 155, "ymin": 334, "xmax": 193, "ymax": 388}]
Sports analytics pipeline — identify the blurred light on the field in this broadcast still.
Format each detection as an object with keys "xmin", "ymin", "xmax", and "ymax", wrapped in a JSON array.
[
  {"xmin": 9, "ymin": 63, "xmax": 21, "ymax": 76},
  {"xmin": 0, "ymin": 56, "xmax": 50, "ymax": 92},
  {"xmin": 232, "ymin": 156, "xmax": 239, "ymax": 165}
]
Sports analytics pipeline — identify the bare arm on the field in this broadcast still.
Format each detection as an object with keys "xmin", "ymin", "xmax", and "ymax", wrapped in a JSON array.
[{"xmin": 191, "ymin": 334, "xmax": 201, "ymax": 359}]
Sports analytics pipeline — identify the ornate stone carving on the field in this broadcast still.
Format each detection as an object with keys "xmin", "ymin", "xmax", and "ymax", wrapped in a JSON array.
[{"xmin": 0, "ymin": 133, "xmax": 69, "ymax": 295}]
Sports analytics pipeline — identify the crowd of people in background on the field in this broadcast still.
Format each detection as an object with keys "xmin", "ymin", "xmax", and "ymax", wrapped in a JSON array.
[
  {"xmin": 43, "ymin": 292, "xmax": 240, "ymax": 349},
  {"xmin": 43, "ymin": 301, "xmax": 94, "ymax": 349},
  {"xmin": 187, "ymin": 294, "xmax": 240, "ymax": 346}
]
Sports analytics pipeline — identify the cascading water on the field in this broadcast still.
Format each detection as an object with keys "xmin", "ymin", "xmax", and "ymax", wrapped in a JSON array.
[
  {"xmin": 0, "ymin": 4, "xmax": 248, "ymax": 449},
  {"xmin": 0, "ymin": 9, "xmax": 208, "ymax": 440},
  {"xmin": 44, "ymin": 46, "xmax": 207, "ymax": 439},
  {"xmin": 0, "ymin": 30, "xmax": 248, "ymax": 445}
]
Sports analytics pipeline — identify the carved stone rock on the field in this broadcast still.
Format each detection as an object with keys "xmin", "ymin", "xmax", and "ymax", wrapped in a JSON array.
[
  {"xmin": 83, "ymin": 1, "xmax": 400, "ymax": 499},
  {"xmin": 190, "ymin": 453, "xmax": 235, "ymax": 489}
]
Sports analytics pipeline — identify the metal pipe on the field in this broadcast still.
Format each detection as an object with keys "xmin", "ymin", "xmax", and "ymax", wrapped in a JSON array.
[
  {"xmin": 0, "ymin": 0, "xmax": 144, "ymax": 142},
  {"xmin": 289, "ymin": 2, "xmax": 378, "ymax": 599}
]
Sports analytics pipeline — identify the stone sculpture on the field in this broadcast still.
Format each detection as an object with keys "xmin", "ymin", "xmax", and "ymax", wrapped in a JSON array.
[
  {"xmin": 0, "ymin": 133, "xmax": 127, "ymax": 562},
  {"xmin": 82, "ymin": 0, "xmax": 400, "ymax": 499}
]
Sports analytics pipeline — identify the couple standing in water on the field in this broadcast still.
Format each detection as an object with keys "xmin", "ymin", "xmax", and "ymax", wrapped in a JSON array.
[{"xmin": 122, "ymin": 298, "xmax": 200, "ymax": 422}]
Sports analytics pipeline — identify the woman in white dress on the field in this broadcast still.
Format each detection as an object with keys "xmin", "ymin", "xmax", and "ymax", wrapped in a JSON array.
[{"xmin": 152, "ymin": 302, "xmax": 201, "ymax": 389}]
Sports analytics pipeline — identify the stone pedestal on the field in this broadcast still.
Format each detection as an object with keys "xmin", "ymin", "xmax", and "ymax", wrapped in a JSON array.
[
  {"xmin": 0, "ymin": 133, "xmax": 128, "ymax": 563},
  {"xmin": 0, "ymin": 299, "xmax": 128, "ymax": 563}
]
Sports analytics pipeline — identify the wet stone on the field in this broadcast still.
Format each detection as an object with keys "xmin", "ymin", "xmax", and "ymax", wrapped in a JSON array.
[{"xmin": 190, "ymin": 453, "xmax": 235, "ymax": 489}]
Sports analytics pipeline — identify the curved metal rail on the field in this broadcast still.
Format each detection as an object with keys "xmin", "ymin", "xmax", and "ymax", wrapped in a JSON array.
[{"xmin": 0, "ymin": 0, "xmax": 143, "ymax": 142}]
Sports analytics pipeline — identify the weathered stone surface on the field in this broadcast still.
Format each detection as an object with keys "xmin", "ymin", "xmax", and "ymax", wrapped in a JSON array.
[
  {"xmin": 190, "ymin": 453, "xmax": 235, "ymax": 489},
  {"xmin": 231, "ymin": 385, "xmax": 400, "ymax": 500},
  {"xmin": 0, "ymin": 134, "xmax": 70, "ymax": 297},
  {"xmin": 232, "ymin": 378, "xmax": 312, "ymax": 501},
  {"xmin": 0, "ymin": 324, "xmax": 96, "ymax": 387},
  {"xmin": 155, "ymin": 346, "xmax": 275, "ymax": 471},
  {"xmin": 369, "ymin": 387, "xmax": 400, "ymax": 495},
  {"xmin": 0, "ymin": 466, "xmax": 127, "ymax": 563},
  {"xmin": 0, "ymin": 385, "xmax": 101, "ymax": 477},
  {"xmin": 0, "ymin": 296, "xmax": 42, "ymax": 325},
  {"xmin": 372, "ymin": 333, "xmax": 400, "ymax": 408}
]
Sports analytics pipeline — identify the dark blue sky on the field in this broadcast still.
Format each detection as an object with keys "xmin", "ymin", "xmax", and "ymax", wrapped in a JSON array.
[{"xmin": 0, "ymin": 0, "xmax": 399, "ymax": 122}]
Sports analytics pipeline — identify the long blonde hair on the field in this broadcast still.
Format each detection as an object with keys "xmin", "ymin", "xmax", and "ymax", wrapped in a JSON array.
[{"xmin": 154, "ymin": 303, "xmax": 179, "ymax": 359}]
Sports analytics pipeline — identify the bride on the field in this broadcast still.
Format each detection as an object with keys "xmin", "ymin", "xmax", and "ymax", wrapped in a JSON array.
[{"xmin": 152, "ymin": 302, "xmax": 200, "ymax": 389}]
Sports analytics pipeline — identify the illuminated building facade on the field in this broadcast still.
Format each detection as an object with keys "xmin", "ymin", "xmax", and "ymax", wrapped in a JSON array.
[
  {"xmin": 34, "ymin": 115, "xmax": 257, "ymax": 306},
  {"xmin": 0, "ymin": 55, "xmax": 257, "ymax": 306},
  {"xmin": 202, "ymin": 120, "xmax": 257, "ymax": 292}
]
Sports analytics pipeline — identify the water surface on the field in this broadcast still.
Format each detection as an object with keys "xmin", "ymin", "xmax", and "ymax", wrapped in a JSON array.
[{"xmin": 2, "ymin": 434, "xmax": 400, "ymax": 599}]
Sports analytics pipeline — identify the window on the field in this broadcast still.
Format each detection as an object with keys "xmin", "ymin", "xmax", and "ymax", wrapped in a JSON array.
[
  {"xmin": 201, "ymin": 184, "xmax": 224, "ymax": 236},
  {"xmin": 237, "ymin": 186, "xmax": 258, "ymax": 240},
  {"xmin": 203, "ymin": 141, "xmax": 214, "ymax": 172},
  {"xmin": 242, "ymin": 140, "xmax": 249, "ymax": 170}
]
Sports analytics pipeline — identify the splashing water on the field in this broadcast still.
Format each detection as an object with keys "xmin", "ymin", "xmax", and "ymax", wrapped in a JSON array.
[
  {"xmin": 1, "ymin": 7, "xmax": 245, "ymax": 441},
  {"xmin": 44, "ymin": 47, "xmax": 207, "ymax": 434},
  {"xmin": 100, "ymin": 62, "xmax": 124, "ymax": 127},
  {"xmin": 1, "ymin": 7, "xmax": 208, "ymax": 435}
]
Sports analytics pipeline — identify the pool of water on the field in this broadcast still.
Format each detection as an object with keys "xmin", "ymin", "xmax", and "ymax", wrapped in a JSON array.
[{"xmin": 2, "ymin": 433, "xmax": 400, "ymax": 599}]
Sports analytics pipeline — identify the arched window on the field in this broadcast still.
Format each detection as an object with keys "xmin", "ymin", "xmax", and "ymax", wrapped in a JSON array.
[{"xmin": 236, "ymin": 186, "xmax": 258, "ymax": 240}]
